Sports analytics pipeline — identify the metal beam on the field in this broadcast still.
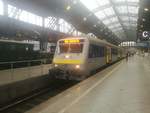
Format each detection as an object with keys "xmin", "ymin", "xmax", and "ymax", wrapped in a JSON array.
[
  {"xmin": 107, "ymin": 20, "xmax": 137, "ymax": 26},
  {"xmin": 101, "ymin": 13, "xmax": 138, "ymax": 21},
  {"xmin": 3, "ymin": 0, "xmax": 8, "ymax": 16},
  {"xmin": 92, "ymin": 2, "xmax": 139, "ymax": 13},
  {"xmin": 108, "ymin": 0, "xmax": 128, "ymax": 40}
]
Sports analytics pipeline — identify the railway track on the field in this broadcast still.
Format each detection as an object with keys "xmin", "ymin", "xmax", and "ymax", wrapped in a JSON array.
[{"xmin": 0, "ymin": 79, "xmax": 78, "ymax": 113}]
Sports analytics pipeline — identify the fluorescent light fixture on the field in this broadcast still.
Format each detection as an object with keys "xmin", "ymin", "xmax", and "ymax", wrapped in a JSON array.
[
  {"xmin": 93, "ymin": 24, "xmax": 97, "ymax": 27},
  {"xmin": 73, "ymin": 0, "xmax": 77, "ymax": 4},
  {"xmin": 83, "ymin": 17, "xmax": 87, "ymax": 21},
  {"xmin": 144, "ymin": 8, "xmax": 149, "ymax": 11},
  {"xmin": 142, "ymin": 18, "xmax": 146, "ymax": 22},
  {"xmin": 66, "ymin": 5, "xmax": 71, "ymax": 11}
]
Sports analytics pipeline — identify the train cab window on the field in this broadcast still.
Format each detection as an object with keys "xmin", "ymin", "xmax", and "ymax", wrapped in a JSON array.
[
  {"xmin": 59, "ymin": 39, "xmax": 84, "ymax": 53},
  {"xmin": 69, "ymin": 44, "xmax": 83, "ymax": 53},
  {"xmin": 59, "ymin": 44, "xmax": 69, "ymax": 53},
  {"xmin": 59, "ymin": 43, "xmax": 83, "ymax": 53}
]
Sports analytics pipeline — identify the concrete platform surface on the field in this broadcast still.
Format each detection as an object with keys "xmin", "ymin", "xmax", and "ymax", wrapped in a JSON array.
[
  {"xmin": 27, "ymin": 56, "xmax": 150, "ymax": 113},
  {"xmin": 0, "ymin": 64, "xmax": 52, "ymax": 85}
]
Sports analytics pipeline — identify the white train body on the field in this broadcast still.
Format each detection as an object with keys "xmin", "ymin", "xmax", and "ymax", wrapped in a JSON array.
[{"xmin": 51, "ymin": 37, "xmax": 125, "ymax": 80}]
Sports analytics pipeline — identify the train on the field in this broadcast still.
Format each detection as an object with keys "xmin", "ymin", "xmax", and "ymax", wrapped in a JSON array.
[
  {"xmin": 50, "ymin": 37, "xmax": 125, "ymax": 80},
  {"xmin": 0, "ymin": 39, "xmax": 54, "ymax": 70},
  {"xmin": 0, "ymin": 40, "xmax": 38, "ymax": 62}
]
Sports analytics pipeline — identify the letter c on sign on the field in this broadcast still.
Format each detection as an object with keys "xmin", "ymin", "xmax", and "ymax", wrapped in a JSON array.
[{"xmin": 143, "ymin": 31, "xmax": 149, "ymax": 38}]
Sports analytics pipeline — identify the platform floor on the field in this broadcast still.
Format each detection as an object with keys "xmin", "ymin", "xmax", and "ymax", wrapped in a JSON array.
[
  {"xmin": 0, "ymin": 64, "xmax": 52, "ymax": 85},
  {"xmin": 27, "ymin": 56, "xmax": 150, "ymax": 113}
]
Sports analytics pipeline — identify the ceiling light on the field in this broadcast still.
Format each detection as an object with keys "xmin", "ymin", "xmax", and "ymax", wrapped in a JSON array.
[
  {"xmin": 142, "ymin": 18, "xmax": 146, "ymax": 22},
  {"xmin": 66, "ymin": 5, "xmax": 71, "ymax": 11},
  {"xmin": 98, "ymin": 21, "xmax": 101, "ymax": 24},
  {"xmin": 73, "ymin": 0, "xmax": 77, "ymax": 4},
  {"xmin": 93, "ymin": 25, "xmax": 97, "ymax": 27},
  {"xmin": 83, "ymin": 17, "xmax": 87, "ymax": 21},
  {"xmin": 144, "ymin": 8, "xmax": 149, "ymax": 11}
]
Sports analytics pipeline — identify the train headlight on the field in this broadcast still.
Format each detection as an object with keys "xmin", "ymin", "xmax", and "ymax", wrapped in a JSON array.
[
  {"xmin": 54, "ymin": 64, "xmax": 58, "ymax": 67},
  {"xmin": 65, "ymin": 55, "xmax": 70, "ymax": 59},
  {"xmin": 75, "ymin": 65, "xmax": 80, "ymax": 69}
]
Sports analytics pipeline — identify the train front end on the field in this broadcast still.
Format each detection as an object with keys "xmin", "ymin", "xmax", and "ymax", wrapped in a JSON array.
[{"xmin": 50, "ymin": 37, "xmax": 88, "ymax": 80}]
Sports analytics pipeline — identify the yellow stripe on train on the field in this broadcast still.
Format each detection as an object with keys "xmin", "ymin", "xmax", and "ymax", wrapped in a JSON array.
[{"xmin": 53, "ymin": 59, "xmax": 84, "ymax": 64}]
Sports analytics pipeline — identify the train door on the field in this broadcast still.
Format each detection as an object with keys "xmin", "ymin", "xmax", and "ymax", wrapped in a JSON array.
[
  {"xmin": 106, "ymin": 46, "xmax": 112, "ymax": 64},
  {"xmin": 118, "ymin": 49, "xmax": 121, "ymax": 59}
]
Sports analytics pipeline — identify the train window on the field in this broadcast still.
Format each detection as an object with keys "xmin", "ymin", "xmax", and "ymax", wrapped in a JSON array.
[
  {"xmin": 59, "ymin": 44, "xmax": 69, "ymax": 53},
  {"xmin": 0, "ymin": 43, "xmax": 2, "ymax": 51},
  {"xmin": 59, "ymin": 43, "xmax": 83, "ymax": 53},
  {"xmin": 69, "ymin": 44, "xmax": 83, "ymax": 53},
  {"xmin": 111, "ymin": 48, "xmax": 118, "ymax": 55},
  {"xmin": 10, "ymin": 44, "xmax": 16, "ymax": 51},
  {"xmin": 26, "ymin": 47, "xmax": 29, "ymax": 51},
  {"xmin": 88, "ymin": 44, "xmax": 105, "ymax": 58}
]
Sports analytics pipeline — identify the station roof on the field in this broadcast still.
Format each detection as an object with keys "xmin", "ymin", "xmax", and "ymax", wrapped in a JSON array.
[
  {"xmin": 80, "ymin": 0, "xmax": 139, "ymax": 41},
  {"xmin": 6, "ymin": 0, "xmax": 140, "ymax": 44}
]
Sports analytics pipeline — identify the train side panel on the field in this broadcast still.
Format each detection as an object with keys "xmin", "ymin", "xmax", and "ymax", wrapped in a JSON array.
[{"xmin": 84, "ymin": 40, "xmax": 106, "ymax": 75}]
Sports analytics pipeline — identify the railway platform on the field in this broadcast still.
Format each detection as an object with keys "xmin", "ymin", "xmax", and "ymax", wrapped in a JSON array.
[
  {"xmin": 0, "ymin": 64, "xmax": 53, "ymax": 107},
  {"xmin": 0, "ymin": 64, "xmax": 52, "ymax": 85},
  {"xmin": 27, "ymin": 55, "xmax": 150, "ymax": 113}
]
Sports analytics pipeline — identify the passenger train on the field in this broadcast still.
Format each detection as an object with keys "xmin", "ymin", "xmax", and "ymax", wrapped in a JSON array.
[
  {"xmin": 50, "ymin": 37, "xmax": 125, "ymax": 80},
  {"xmin": 0, "ymin": 39, "xmax": 54, "ymax": 70}
]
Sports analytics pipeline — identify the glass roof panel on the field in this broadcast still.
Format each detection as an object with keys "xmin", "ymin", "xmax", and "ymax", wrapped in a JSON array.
[
  {"xmin": 110, "ymin": 17, "xmax": 119, "ymax": 23},
  {"xmin": 111, "ymin": 27, "xmax": 123, "ymax": 32},
  {"xmin": 128, "ymin": 6, "xmax": 138, "ymax": 14},
  {"xmin": 121, "ymin": 16, "xmax": 129, "ymax": 21},
  {"xmin": 127, "ymin": 0, "xmax": 139, "ymax": 3},
  {"xmin": 103, "ymin": 7, "xmax": 115, "ymax": 16},
  {"xmin": 80, "ymin": 0, "xmax": 139, "ymax": 40},
  {"xmin": 96, "ymin": 0, "xmax": 110, "ymax": 6},
  {"xmin": 113, "ymin": 0, "xmax": 126, "ymax": 3},
  {"xmin": 95, "ymin": 10, "xmax": 106, "ymax": 19},
  {"xmin": 116, "ymin": 6, "xmax": 128, "ymax": 14},
  {"xmin": 103, "ymin": 19, "xmax": 112, "ymax": 25},
  {"xmin": 123, "ymin": 22, "xmax": 130, "ymax": 26},
  {"xmin": 129, "ymin": 17, "xmax": 137, "ymax": 21},
  {"xmin": 109, "ymin": 23, "xmax": 121, "ymax": 28},
  {"xmin": 0, "ymin": 0, "xmax": 3, "ymax": 15},
  {"xmin": 80, "ymin": 0, "xmax": 98, "ymax": 10}
]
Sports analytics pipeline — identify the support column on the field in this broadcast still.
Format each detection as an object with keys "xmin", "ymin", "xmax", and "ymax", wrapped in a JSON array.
[
  {"xmin": 40, "ymin": 17, "xmax": 48, "ymax": 52},
  {"xmin": 3, "ymin": 0, "xmax": 8, "ymax": 16},
  {"xmin": 55, "ymin": 18, "xmax": 59, "ymax": 31},
  {"xmin": 42, "ymin": 17, "xmax": 45, "ymax": 28},
  {"xmin": 40, "ymin": 40, "xmax": 48, "ymax": 52}
]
